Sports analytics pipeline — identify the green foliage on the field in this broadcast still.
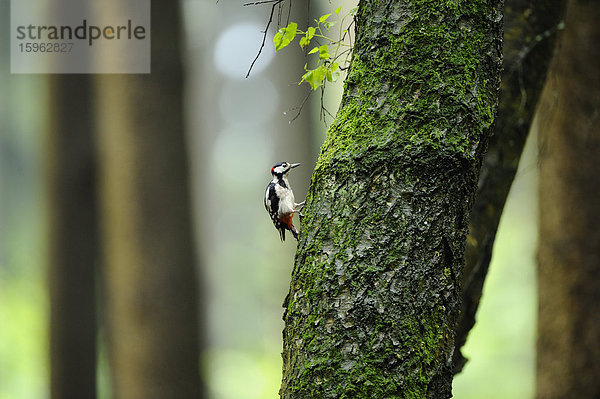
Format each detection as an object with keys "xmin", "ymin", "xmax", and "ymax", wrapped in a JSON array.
[
  {"xmin": 273, "ymin": 22, "xmax": 297, "ymax": 51},
  {"xmin": 272, "ymin": 7, "xmax": 357, "ymax": 90},
  {"xmin": 300, "ymin": 64, "xmax": 327, "ymax": 90},
  {"xmin": 298, "ymin": 26, "xmax": 315, "ymax": 49}
]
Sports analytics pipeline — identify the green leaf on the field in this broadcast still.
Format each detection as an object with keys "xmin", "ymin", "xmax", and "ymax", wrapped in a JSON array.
[
  {"xmin": 308, "ymin": 46, "xmax": 319, "ymax": 55},
  {"xmin": 301, "ymin": 65, "xmax": 328, "ymax": 90},
  {"xmin": 349, "ymin": 6, "xmax": 358, "ymax": 16},
  {"xmin": 334, "ymin": 7, "xmax": 342, "ymax": 15},
  {"xmin": 318, "ymin": 44, "xmax": 330, "ymax": 60},
  {"xmin": 326, "ymin": 62, "xmax": 340, "ymax": 82},
  {"xmin": 273, "ymin": 22, "xmax": 298, "ymax": 51},
  {"xmin": 299, "ymin": 36, "xmax": 309, "ymax": 49},
  {"xmin": 299, "ymin": 26, "xmax": 316, "ymax": 49},
  {"xmin": 319, "ymin": 13, "xmax": 331, "ymax": 23}
]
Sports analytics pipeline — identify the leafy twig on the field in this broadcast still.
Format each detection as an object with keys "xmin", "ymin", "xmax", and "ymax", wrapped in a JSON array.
[{"xmin": 273, "ymin": 6, "xmax": 357, "ymax": 90}]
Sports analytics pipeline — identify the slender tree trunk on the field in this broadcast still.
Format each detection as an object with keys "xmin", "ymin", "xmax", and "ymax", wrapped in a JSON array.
[
  {"xmin": 280, "ymin": 1, "xmax": 503, "ymax": 397},
  {"xmin": 47, "ymin": 75, "xmax": 98, "ymax": 399},
  {"xmin": 95, "ymin": 1, "xmax": 202, "ymax": 398},
  {"xmin": 537, "ymin": 0, "xmax": 600, "ymax": 397},
  {"xmin": 455, "ymin": 0, "xmax": 565, "ymax": 372}
]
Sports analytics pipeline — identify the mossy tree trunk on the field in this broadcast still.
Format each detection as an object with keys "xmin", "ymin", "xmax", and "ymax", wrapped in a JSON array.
[
  {"xmin": 537, "ymin": 0, "xmax": 600, "ymax": 396},
  {"xmin": 280, "ymin": 1, "xmax": 503, "ymax": 397},
  {"xmin": 455, "ymin": 0, "xmax": 565, "ymax": 372}
]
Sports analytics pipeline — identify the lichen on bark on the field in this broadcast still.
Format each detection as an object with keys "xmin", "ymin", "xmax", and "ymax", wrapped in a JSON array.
[{"xmin": 281, "ymin": 1, "xmax": 503, "ymax": 398}]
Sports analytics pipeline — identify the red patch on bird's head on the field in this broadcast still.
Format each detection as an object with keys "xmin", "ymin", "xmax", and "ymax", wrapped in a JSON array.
[{"xmin": 270, "ymin": 167, "xmax": 274, "ymax": 174}]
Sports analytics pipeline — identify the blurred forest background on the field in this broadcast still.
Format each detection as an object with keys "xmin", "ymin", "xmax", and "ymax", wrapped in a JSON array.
[{"xmin": 1, "ymin": 0, "xmax": 545, "ymax": 398}]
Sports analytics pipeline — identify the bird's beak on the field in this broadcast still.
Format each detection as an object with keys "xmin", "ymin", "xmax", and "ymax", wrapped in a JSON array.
[{"xmin": 290, "ymin": 163, "xmax": 301, "ymax": 169}]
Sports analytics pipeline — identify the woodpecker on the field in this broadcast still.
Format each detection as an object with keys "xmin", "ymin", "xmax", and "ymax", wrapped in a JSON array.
[{"xmin": 264, "ymin": 161, "xmax": 305, "ymax": 241}]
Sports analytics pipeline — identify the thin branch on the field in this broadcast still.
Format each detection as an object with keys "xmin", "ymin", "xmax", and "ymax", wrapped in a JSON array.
[
  {"xmin": 287, "ymin": 90, "xmax": 312, "ymax": 123},
  {"xmin": 277, "ymin": 1, "xmax": 283, "ymax": 26},
  {"xmin": 319, "ymin": 85, "xmax": 335, "ymax": 123},
  {"xmin": 243, "ymin": 0, "xmax": 281, "ymax": 6},
  {"xmin": 245, "ymin": 0, "xmax": 285, "ymax": 78},
  {"xmin": 285, "ymin": 0, "xmax": 292, "ymax": 26}
]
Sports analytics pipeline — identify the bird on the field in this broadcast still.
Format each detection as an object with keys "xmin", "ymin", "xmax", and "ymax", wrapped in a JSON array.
[{"xmin": 264, "ymin": 161, "xmax": 305, "ymax": 241}]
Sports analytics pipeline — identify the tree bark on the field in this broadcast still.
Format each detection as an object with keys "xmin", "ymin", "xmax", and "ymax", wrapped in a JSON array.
[
  {"xmin": 95, "ymin": 1, "xmax": 202, "ymax": 398},
  {"xmin": 47, "ymin": 75, "xmax": 98, "ymax": 399},
  {"xmin": 455, "ymin": 0, "xmax": 565, "ymax": 372},
  {"xmin": 280, "ymin": 1, "xmax": 503, "ymax": 397},
  {"xmin": 537, "ymin": 0, "xmax": 600, "ymax": 397}
]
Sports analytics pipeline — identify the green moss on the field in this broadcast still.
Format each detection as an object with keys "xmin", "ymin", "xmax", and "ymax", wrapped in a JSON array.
[
  {"xmin": 314, "ymin": 0, "xmax": 498, "ymax": 177},
  {"xmin": 282, "ymin": 0, "xmax": 501, "ymax": 397}
]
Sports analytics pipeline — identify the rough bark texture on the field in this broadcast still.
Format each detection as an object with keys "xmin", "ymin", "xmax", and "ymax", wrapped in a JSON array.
[
  {"xmin": 95, "ymin": 1, "xmax": 202, "ymax": 398},
  {"xmin": 536, "ymin": 0, "xmax": 600, "ymax": 397},
  {"xmin": 454, "ymin": 0, "xmax": 565, "ymax": 372},
  {"xmin": 280, "ymin": 1, "xmax": 503, "ymax": 397},
  {"xmin": 47, "ymin": 75, "xmax": 98, "ymax": 399}
]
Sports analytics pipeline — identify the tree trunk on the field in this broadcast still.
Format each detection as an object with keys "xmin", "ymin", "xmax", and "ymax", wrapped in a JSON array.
[
  {"xmin": 280, "ymin": 1, "xmax": 503, "ymax": 397},
  {"xmin": 537, "ymin": 0, "xmax": 600, "ymax": 397},
  {"xmin": 47, "ymin": 75, "xmax": 98, "ymax": 399},
  {"xmin": 95, "ymin": 1, "xmax": 202, "ymax": 398},
  {"xmin": 455, "ymin": 0, "xmax": 565, "ymax": 372}
]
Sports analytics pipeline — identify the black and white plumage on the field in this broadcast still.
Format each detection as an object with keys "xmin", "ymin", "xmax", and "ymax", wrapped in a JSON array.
[{"xmin": 264, "ymin": 161, "xmax": 305, "ymax": 241}]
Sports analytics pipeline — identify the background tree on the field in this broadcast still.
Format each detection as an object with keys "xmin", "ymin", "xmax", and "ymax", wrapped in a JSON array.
[
  {"xmin": 455, "ymin": 0, "xmax": 565, "ymax": 371},
  {"xmin": 95, "ymin": 1, "xmax": 203, "ymax": 397},
  {"xmin": 46, "ymin": 75, "xmax": 98, "ymax": 399},
  {"xmin": 46, "ymin": 3, "xmax": 98, "ymax": 395},
  {"xmin": 537, "ymin": 0, "xmax": 600, "ymax": 397},
  {"xmin": 280, "ymin": 1, "xmax": 503, "ymax": 397}
]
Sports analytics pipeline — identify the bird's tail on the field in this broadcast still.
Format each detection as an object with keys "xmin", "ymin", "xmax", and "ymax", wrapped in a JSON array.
[{"xmin": 279, "ymin": 226, "xmax": 298, "ymax": 241}]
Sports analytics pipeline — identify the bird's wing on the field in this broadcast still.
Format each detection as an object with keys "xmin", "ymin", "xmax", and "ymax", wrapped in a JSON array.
[{"xmin": 265, "ymin": 182, "xmax": 279, "ymax": 217}]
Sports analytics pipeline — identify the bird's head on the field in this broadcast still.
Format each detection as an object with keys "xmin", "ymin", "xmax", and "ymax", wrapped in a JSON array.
[{"xmin": 270, "ymin": 161, "xmax": 300, "ymax": 177}]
